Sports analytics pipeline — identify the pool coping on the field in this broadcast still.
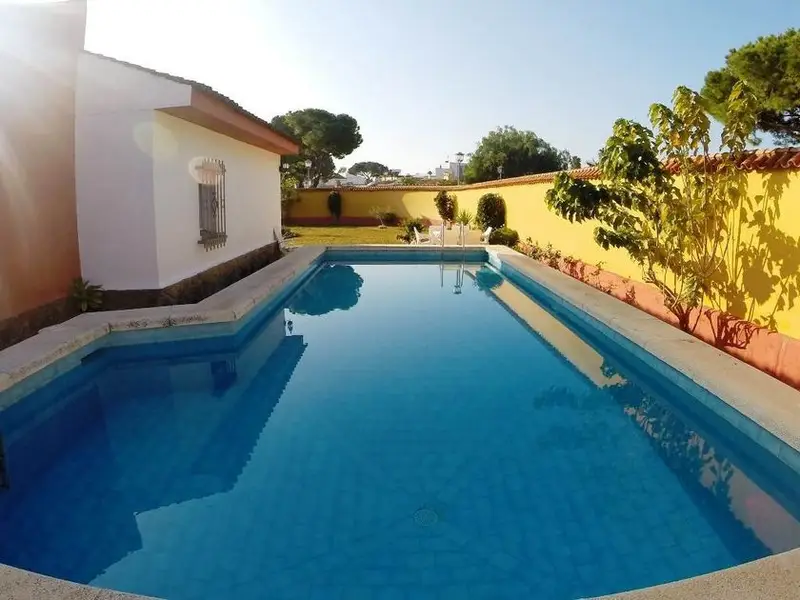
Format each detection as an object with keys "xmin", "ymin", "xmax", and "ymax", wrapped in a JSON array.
[
  {"xmin": 484, "ymin": 246, "xmax": 800, "ymax": 600},
  {"xmin": 1, "ymin": 244, "xmax": 800, "ymax": 599}
]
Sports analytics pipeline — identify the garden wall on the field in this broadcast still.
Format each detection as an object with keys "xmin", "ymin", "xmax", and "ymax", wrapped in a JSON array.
[{"xmin": 290, "ymin": 157, "xmax": 800, "ymax": 339}]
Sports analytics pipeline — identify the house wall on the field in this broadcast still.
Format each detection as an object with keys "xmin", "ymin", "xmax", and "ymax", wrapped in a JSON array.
[
  {"xmin": 152, "ymin": 112, "xmax": 281, "ymax": 288},
  {"xmin": 75, "ymin": 110, "xmax": 160, "ymax": 289},
  {"xmin": 76, "ymin": 53, "xmax": 281, "ymax": 291},
  {"xmin": 75, "ymin": 53, "xmax": 194, "ymax": 290},
  {"xmin": 0, "ymin": 1, "xmax": 86, "ymax": 324}
]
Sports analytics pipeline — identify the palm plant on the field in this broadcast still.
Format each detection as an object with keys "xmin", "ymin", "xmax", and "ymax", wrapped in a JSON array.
[{"xmin": 70, "ymin": 278, "xmax": 104, "ymax": 312}]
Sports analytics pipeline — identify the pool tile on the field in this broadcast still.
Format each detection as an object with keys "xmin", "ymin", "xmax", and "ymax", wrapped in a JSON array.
[{"xmin": 1, "ymin": 261, "xmax": 797, "ymax": 600}]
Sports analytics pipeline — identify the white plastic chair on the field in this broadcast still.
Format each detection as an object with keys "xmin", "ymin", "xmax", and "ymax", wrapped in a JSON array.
[
  {"xmin": 413, "ymin": 227, "xmax": 431, "ymax": 245},
  {"xmin": 429, "ymin": 225, "xmax": 443, "ymax": 245},
  {"xmin": 480, "ymin": 226, "xmax": 493, "ymax": 244}
]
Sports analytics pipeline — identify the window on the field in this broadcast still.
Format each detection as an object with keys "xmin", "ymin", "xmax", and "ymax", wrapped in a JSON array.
[{"xmin": 196, "ymin": 158, "xmax": 227, "ymax": 250}]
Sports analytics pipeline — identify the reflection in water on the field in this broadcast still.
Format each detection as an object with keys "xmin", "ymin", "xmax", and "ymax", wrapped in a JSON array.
[
  {"xmin": 0, "ymin": 310, "xmax": 307, "ymax": 585},
  {"xmin": 288, "ymin": 264, "xmax": 364, "ymax": 316},
  {"xmin": 473, "ymin": 266, "xmax": 503, "ymax": 293},
  {"xmin": 477, "ymin": 267, "xmax": 800, "ymax": 559},
  {"xmin": 603, "ymin": 373, "xmax": 791, "ymax": 558},
  {"xmin": 528, "ymin": 367, "xmax": 800, "ymax": 559},
  {"xmin": 1, "ymin": 262, "xmax": 799, "ymax": 600}
]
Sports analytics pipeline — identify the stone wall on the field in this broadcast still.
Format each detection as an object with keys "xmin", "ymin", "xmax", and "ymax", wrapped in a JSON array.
[{"xmin": 0, "ymin": 242, "xmax": 281, "ymax": 351}]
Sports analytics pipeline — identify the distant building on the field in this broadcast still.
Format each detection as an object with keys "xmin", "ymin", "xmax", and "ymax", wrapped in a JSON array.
[
  {"xmin": 434, "ymin": 161, "xmax": 464, "ymax": 181},
  {"xmin": 320, "ymin": 173, "xmax": 368, "ymax": 187}
]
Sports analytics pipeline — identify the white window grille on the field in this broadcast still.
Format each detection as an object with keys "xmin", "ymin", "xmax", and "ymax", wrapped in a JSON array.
[{"xmin": 196, "ymin": 158, "xmax": 227, "ymax": 250}]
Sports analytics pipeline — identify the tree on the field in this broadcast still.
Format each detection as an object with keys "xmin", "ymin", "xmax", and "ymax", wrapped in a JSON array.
[
  {"xmin": 348, "ymin": 161, "xmax": 389, "ymax": 183},
  {"xmin": 464, "ymin": 127, "xmax": 569, "ymax": 183},
  {"xmin": 546, "ymin": 83, "xmax": 800, "ymax": 334},
  {"xmin": 288, "ymin": 265, "xmax": 364, "ymax": 315},
  {"xmin": 703, "ymin": 29, "xmax": 800, "ymax": 144},
  {"xmin": 271, "ymin": 109, "xmax": 363, "ymax": 187},
  {"xmin": 558, "ymin": 150, "xmax": 582, "ymax": 170}
]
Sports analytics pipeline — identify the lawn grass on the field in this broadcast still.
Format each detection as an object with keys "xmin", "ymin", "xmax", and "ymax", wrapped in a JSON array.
[{"xmin": 286, "ymin": 225, "xmax": 404, "ymax": 246}]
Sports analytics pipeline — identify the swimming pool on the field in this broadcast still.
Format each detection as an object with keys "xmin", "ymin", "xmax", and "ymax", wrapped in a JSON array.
[{"xmin": 1, "ymin": 251, "xmax": 799, "ymax": 600}]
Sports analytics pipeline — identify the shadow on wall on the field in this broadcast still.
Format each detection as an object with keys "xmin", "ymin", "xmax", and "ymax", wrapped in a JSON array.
[
  {"xmin": 520, "ymin": 169, "xmax": 800, "ymax": 388},
  {"xmin": 288, "ymin": 189, "xmax": 440, "ymax": 226},
  {"xmin": 714, "ymin": 171, "xmax": 800, "ymax": 333}
]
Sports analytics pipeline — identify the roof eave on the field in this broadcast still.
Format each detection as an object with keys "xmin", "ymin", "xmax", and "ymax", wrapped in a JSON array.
[{"xmin": 160, "ymin": 88, "xmax": 299, "ymax": 156}]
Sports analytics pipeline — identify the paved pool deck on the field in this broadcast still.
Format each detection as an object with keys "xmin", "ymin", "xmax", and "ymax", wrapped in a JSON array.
[{"xmin": 1, "ymin": 244, "xmax": 800, "ymax": 599}]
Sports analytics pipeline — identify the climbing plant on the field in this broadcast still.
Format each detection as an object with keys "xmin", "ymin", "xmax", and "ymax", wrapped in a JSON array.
[{"xmin": 546, "ymin": 82, "xmax": 800, "ymax": 334}]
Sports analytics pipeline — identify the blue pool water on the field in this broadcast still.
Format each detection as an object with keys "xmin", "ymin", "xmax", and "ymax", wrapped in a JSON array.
[{"xmin": 1, "ymin": 259, "xmax": 800, "ymax": 600}]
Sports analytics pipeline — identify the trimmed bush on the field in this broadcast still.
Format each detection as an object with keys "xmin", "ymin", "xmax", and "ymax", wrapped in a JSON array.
[
  {"xmin": 434, "ymin": 191, "xmax": 458, "ymax": 224},
  {"xmin": 327, "ymin": 190, "xmax": 342, "ymax": 220},
  {"xmin": 489, "ymin": 227, "xmax": 519, "ymax": 248},
  {"xmin": 476, "ymin": 193, "xmax": 506, "ymax": 230}
]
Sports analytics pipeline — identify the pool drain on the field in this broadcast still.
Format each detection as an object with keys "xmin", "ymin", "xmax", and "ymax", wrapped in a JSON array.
[{"xmin": 414, "ymin": 508, "xmax": 439, "ymax": 527}]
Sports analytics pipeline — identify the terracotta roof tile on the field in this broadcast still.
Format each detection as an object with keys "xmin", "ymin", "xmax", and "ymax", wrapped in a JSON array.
[{"xmin": 663, "ymin": 147, "xmax": 800, "ymax": 173}]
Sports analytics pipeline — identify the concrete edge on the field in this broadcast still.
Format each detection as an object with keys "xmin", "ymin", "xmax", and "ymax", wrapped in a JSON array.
[
  {"xmin": 0, "ymin": 244, "xmax": 485, "ymax": 396},
  {"xmin": 0, "ymin": 563, "xmax": 158, "ymax": 600},
  {"xmin": 0, "ymin": 246, "xmax": 326, "ymax": 395},
  {"xmin": 485, "ymin": 245, "xmax": 800, "ymax": 600},
  {"xmin": 591, "ymin": 547, "xmax": 800, "ymax": 600}
]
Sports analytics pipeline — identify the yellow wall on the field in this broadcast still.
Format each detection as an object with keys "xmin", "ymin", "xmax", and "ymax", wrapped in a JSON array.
[
  {"xmin": 294, "ymin": 170, "xmax": 800, "ymax": 336},
  {"xmin": 294, "ymin": 182, "xmax": 646, "ymax": 278}
]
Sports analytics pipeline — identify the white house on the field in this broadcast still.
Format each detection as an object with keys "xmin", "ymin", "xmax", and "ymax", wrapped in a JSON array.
[{"xmin": 75, "ymin": 51, "xmax": 299, "ymax": 293}]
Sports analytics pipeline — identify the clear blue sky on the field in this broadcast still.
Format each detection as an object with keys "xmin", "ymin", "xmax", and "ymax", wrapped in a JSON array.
[{"xmin": 85, "ymin": 0, "xmax": 800, "ymax": 173}]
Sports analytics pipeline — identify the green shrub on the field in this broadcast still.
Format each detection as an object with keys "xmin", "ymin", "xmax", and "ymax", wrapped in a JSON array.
[
  {"xmin": 70, "ymin": 278, "xmax": 103, "ymax": 312},
  {"xmin": 476, "ymin": 193, "xmax": 506, "ymax": 230},
  {"xmin": 280, "ymin": 175, "xmax": 300, "ymax": 221},
  {"xmin": 397, "ymin": 217, "xmax": 427, "ymax": 243},
  {"xmin": 327, "ymin": 190, "xmax": 342, "ymax": 220},
  {"xmin": 489, "ymin": 227, "xmax": 519, "ymax": 247},
  {"xmin": 544, "ymin": 243, "xmax": 562, "ymax": 268},
  {"xmin": 455, "ymin": 209, "xmax": 474, "ymax": 227},
  {"xmin": 369, "ymin": 206, "xmax": 400, "ymax": 227},
  {"xmin": 519, "ymin": 238, "xmax": 564, "ymax": 266},
  {"xmin": 434, "ymin": 191, "xmax": 458, "ymax": 223},
  {"xmin": 520, "ymin": 238, "xmax": 544, "ymax": 260}
]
